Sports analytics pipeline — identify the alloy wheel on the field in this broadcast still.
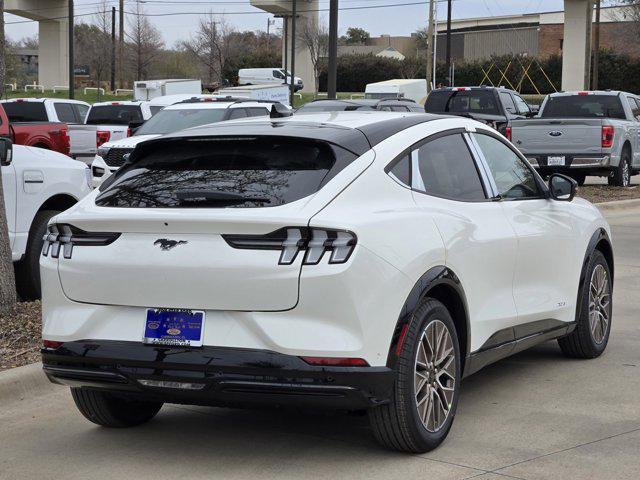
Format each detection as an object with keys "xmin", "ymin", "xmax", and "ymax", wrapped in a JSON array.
[
  {"xmin": 414, "ymin": 319, "xmax": 456, "ymax": 432},
  {"xmin": 589, "ymin": 264, "xmax": 611, "ymax": 344},
  {"xmin": 623, "ymin": 160, "xmax": 630, "ymax": 187}
]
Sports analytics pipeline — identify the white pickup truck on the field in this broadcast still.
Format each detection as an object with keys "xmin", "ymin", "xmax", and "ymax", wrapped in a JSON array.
[
  {"xmin": 85, "ymin": 101, "xmax": 153, "ymax": 148},
  {"xmin": 1, "ymin": 139, "xmax": 92, "ymax": 299},
  {"xmin": 0, "ymin": 98, "xmax": 98, "ymax": 163}
]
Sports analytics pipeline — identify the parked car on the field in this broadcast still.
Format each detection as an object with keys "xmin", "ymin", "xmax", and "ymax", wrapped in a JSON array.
[
  {"xmin": 0, "ymin": 138, "xmax": 91, "ymax": 299},
  {"xmin": 296, "ymin": 98, "xmax": 425, "ymax": 113},
  {"xmin": 365, "ymin": 79, "xmax": 428, "ymax": 104},
  {"xmin": 511, "ymin": 90, "xmax": 640, "ymax": 186},
  {"xmin": 0, "ymin": 103, "xmax": 71, "ymax": 156},
  {"xmin": 41, "ymin": 112, "xmax": 613, "ymax": 453},
  {"xmin": 90, "ymin": 97, "xmax": 281, "ymax": 187},
  {"xmin": 147, "ymin": 94, "xmax": 220, "ymax": 116},
  {"xmin": 238, "ymin": 68, "xmax": 303, "ymax": 91},
  {"xmin": 85, "ymin": 101, "xmax": 153, "ymax": 147},
  {"xmin": 425, "ymin": 86, "xmax": 536, "ymax": 139},
  {"xmin": 1, "ymin": 98, "xmax": 96, "ymax": 163}
]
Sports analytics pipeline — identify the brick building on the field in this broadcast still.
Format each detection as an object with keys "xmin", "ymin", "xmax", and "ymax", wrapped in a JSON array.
[{"xmin": 361, "ymin": 6, "xmax": 639, "ymax": 62}]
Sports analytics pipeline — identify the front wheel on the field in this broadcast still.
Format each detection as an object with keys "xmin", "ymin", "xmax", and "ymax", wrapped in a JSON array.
[
  {"xmin": 369, "ymin": 299, "xmax": 461, "ymax": 453},
  {"xmin": 71, "ymin": 388, "xmax": 163, "ymax": 428},
  {"xmin": 558, "ymin": 250, "xmax": 612, "ymax": 358}
]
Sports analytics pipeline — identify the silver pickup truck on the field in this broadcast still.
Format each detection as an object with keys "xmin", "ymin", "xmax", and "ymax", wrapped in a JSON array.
[{"xmin": 510, "ymin": 91, "xmax": 640, "ymax": 186}]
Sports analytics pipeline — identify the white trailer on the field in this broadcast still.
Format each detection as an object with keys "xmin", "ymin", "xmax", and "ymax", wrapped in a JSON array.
[
  {"xmin": 134, "ymin": 79, "xmax": 202, "ymax": 101},
  {"xmin": 216, "ymin": 84, "xmax": 291, "ymax": 107},
  {"xmin": 365, "ymin": 79, "xmax": 428, "ymax": 105}
]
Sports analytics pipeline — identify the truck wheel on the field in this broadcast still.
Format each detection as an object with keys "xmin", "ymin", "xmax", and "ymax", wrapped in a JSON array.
[
  {"xmin": 609, "ymin": 148, "xmax": 631, "ymax": 187},
  {"xmin": 15, "ymin": 210, "xmax": 58, "ymax": 301},
  {"xmin": 71, "ymin": 388, "xmax": 163, "ymax": 427}
]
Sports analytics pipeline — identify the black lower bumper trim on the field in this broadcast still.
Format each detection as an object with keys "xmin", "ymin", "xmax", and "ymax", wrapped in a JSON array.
[{"xmin": 42, "ymin": 341, "xmax": 394, "ymax": 410}]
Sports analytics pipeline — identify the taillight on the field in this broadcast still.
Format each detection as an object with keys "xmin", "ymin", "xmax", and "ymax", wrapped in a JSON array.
[
  {"xmin": 43, "ymin": 340, "xmax": 64, "ymax": 350},
  {"xmin": 96, "ymin": 130, "xmax": 111, "ymax": 147},
  {"xmin": 42, "ymin": 224, "xmax": 121, "ymax": 259},
  {"xmin": 505, "ymin": 126, "xmax": 512, "ymax": 141},
  {"xmin": 602, "ymin": 126, "xmax": 614, "ymax": 148},
  {"xmin": 223, "ymin": 227, "xmax": 357, "ymax": 265},
  {"xmin": 126, "ymin": 128, "xmax": 132, "ymax": 137},
  {"xmin": 301, "ymin": 357, "xmax": 369, "ymax": 367}
]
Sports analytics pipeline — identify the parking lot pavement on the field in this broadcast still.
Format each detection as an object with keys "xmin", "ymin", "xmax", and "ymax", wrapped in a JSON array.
[{"xmin": 1, "ymin": 210, "xmax": 639, "ymax": 480}]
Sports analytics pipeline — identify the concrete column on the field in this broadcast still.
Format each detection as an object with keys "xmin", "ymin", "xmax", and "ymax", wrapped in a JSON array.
[
  {"xmin": 38, "ymin": 19, "xmax": 69, "ymax": 89},
  {"xmin": 562, "ymin": 0, "xmax": 594, "ymax": 91}
]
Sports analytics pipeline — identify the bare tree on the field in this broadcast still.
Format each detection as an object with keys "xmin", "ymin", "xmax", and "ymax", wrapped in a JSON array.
[
  {"xmin": 126, "ymin": 3, "xmax": 164, "ymax": 80},
  {"xmin": 298, "ymin": 19, "xmax": 329, "ymax": 94},
  {"xmin": 181, "ymin": 13, "xmax": 232, "ymax": 85},
  {"xmin": 0, "ymin": 0, "xmax": 18, "ymax": 312},
  {"xmin": 75, "ymin": 2, "xmax": 113, "ymax": 87}
]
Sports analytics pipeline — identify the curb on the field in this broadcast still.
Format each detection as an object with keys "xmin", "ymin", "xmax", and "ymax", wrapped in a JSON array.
[
  {"xmin": 0, "ymin": 362, "xmax": 55, "ymax": 406},
  {"xmin": 595, "ymin": 198, "xmax": 640, "ymax": 212}
]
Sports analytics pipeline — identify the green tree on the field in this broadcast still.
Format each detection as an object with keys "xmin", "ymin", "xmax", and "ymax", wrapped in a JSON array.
[{"xmin": 343, "ymin": 27, "xmax": 370, "ymax": 45}]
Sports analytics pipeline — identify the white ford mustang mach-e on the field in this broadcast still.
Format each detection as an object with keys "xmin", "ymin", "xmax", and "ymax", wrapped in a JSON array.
[{"xmin": 40, "ymin": 112, "xmax": 613, "ymax": 452}]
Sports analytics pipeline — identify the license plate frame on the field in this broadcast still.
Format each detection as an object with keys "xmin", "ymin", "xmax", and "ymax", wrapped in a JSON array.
[
  {"xmin": 143, "ymin": 308, "xmax": 205, "ymax": 347},
  {"xmin": 547, "ymin": 155, "xmax": 566, "ymax": 166}
]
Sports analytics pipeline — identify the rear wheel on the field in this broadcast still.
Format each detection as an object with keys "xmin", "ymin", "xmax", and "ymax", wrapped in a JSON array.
[
  {"xmin": 15, "ymin": 210, "xmax": 59, "ymax": 300},
  {"xmin": 609, "ymin": 148, "xmax": 631, "ymax": 187},
  {"xmin": 71, "ymin": 388, "xmax": 163, "ymax": 428},
  {"xmin": 558, "ymin": 250, "xmax": 612, "ymax": 358},
  {"xmin": 369, "ymin": 299, "xmax": 461, "ymax": 453}
]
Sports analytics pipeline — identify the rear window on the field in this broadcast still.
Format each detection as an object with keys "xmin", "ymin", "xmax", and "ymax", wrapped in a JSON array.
[
  {"xmin": 425, "ymin": 90, "xmax": 500, "ymax": 115},
  {"xmin": 95, "ymin": 138, "xmax": 357, "ymax": 208},
  {"xmin": 540, "ymin": 95, "xmax": 626, "ymax": 119},
  {"xmin": 135, "ymin": 108, "xmax": 227, "ymax": 136},
  {"xmin": 86, "ymin": 105, "xmax": 143, "ymax": 125},
  {"xmin": 2, "ymin": 102, "xmax": 48, "ymax": 122}
]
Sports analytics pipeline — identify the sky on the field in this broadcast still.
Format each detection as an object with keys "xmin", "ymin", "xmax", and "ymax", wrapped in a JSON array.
[{"xmin": 4, "ymin": 0, "xmax": 567, "ymax": 47}]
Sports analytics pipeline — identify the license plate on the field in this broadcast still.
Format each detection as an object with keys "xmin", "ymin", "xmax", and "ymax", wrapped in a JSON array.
[
  {"xmin": 143, "ymin": 309, "xmax": 204, "ymax": 347},
  {"xmin": 548, "ymin": 156, "xmax": 566, "ymax": 166}
]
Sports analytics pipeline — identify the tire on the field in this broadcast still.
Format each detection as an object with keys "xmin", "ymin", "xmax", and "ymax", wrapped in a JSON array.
[
  {"xmin": 369, "ymin": 298, "xmax": 461, "ymax": 453},
  {"xmin": 14, "ymin": 210, "xmax": 59, "ymax": 301},
  {"xmin": 608, "ymin": 148, "xmax": 631, "ymax": 187},
  {"xmin": 71, "ymin": 388, "xmax": 163, "ymax": 428},
  {"xmin": 558, "ymin": 250, "xmax": 612, "ymax": 359}
]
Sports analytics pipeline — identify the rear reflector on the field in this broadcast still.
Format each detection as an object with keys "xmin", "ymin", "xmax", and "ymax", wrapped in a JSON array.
[
  {"xmin": 602, "ymin": 125, "xmax": 614, "ymax": 148},
  {"xmin": 301, "ymin": 357, "xmax": 369, "ymax": 367},
  {"xmin": 43, "ymin": 340, "xmax": 64, "ymax": 349},
  {"xmin": 577, "ymin": 92, "xmax": 590, "ymax": 96}
]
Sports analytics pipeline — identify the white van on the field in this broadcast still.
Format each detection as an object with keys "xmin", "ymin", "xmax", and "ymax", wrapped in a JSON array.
[
  {"xmin": 365, "ymin": 79, "xmax": 428, "ymax": 105},
  {"xmin": 238, "ymin": 68, "xmax": 303, "ymax": 92}
]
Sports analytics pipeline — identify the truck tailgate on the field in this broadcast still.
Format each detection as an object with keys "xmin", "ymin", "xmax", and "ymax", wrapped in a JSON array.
[
  {"xmin": 68, "ymin": 125, "xmax": 97, "ymax": 160},
  {"xmin": 511, "ymin": 118, "xmax": 604, "ymax": 155}
]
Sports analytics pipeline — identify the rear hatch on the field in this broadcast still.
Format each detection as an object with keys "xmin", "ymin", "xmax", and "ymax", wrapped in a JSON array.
[
  {"xmin": 511, "ymin": 118, "xmax": 604, "ymax": 155},
  {"xmin": 55, "ymin": 135, "xmax": 365, "ymax": 311}
]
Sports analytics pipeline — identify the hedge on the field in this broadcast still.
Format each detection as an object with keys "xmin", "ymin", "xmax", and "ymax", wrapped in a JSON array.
[{"xmin": 317, "ymin": 50, "xmax": 640, "ymax": 94}]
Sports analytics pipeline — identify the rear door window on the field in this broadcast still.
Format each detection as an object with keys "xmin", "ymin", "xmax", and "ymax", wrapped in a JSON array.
[
  {"xmin": 2, "ymin": 102, "xmax": 48, "ymax": 122},
  {"xmin": 414, "ymin": 133, "xmax": 486, "ymax": 201},
  {"xmin": 500, "ymin": 92, "xmax": 517, "ymax": 115},
  {"xmin": 513, "ymin": 95, "xmax": 531, "ymax": 116},
  {"xmin": 95, "ymin": 138, "xmax": 357, "ymax": 209},
  {"xmin": 54, "ymin": 103, "xmax": 77, "ymax": 123},
  {"xmin": 74, "ymin": 104, "xmax": 90, "ymax": 123},
  {"xmin": 228, "ymin": 109, "xmax": 248, "ymax": 120},
  {"xmin": 246, "ymin": 107, "xmax": 270, "ymax": 117},
  {"xmin": 86, "ymin": 105, "xmax": 143, "ymax": 125}
]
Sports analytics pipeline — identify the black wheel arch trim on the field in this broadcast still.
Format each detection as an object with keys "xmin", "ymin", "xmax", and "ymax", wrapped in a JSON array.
[
  {"xmin": 386, "ymin": 265, "xmax": 470, "ymax": 370},
  {"xmin": 577, "ymin": 228, "xmax": 614, "ymax": 322}
]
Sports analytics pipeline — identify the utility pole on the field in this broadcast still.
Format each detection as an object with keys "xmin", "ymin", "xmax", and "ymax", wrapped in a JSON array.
[
  {"xmin": 283, "ymin": 16, "xmax": 288, "ymax": 74},
  {"xmin": 327, "ymin": 0, "xmax": 338, "ymax": 99},
  {"xmin": 445, "ymin": 0, "xmax": 452, "ymax": 87},
  {"xmin": 592, "ymin": 0, "xmax": 601, "ymax": 90},
  {"xmin": 68, "ymin": 0, "xmax": 75, "ymax": 98},
  {"xmin": 290, "ymin": 0, "xmax": 297, "ymax": 107},
  {"xmin": 119, "ymin": 0, "xmax": 124, "ymax": 89},
  {"xmin": 425, "ymin": 0, "xmax": 435, "ymax": 92},
  {"xmin": 111, "ymin": 7, "xmax": 116, "ymax": 92}
]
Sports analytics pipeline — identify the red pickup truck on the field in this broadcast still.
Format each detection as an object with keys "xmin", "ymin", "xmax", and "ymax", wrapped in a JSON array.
[{"xmin": 0, "ymin": 103, "xmax": 71, "ymax": 156}]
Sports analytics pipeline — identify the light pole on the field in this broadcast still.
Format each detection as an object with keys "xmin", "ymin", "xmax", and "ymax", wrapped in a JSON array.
[
  {"xmin": 68, "ymin": 0, "xmax": 74, "ymax": 99},
  {"xmin": 290, "ymin": 0, "xmax": 297, "ymax": 106},
  {"xmin": 327, "ymin": 0, "xmax": 338, "ymax": 99}
]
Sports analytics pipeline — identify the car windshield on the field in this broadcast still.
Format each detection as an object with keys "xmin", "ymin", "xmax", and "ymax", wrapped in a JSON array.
[
  {"xmin": 86, "ymin": 105, "xmax": 143, "ymax": 125},
  {"xmin": 135, "ymin": 108, "xmax": 228, "ymax": 136},
  {"xmin": 540, "ymin": 95, "xmax": 626, "ymax": 119},
  {"xmin": 425, "ymin": 90, "xmax": 501, "ymax": 115}
]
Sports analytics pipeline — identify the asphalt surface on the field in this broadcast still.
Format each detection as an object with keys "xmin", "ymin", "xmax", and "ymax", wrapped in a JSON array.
[{"xmin": 1, "ymin": 206, "xmax": 639, "ymax": 480}]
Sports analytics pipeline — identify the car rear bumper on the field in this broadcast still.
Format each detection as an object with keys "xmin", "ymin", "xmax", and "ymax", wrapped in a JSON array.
[
  {"xmin": 42, "ymin": 341, "xmax": 394, "ymax": 410},
  {"xmin": 526, "ymin": 154, "xmax": 614, "ymax": 175}
]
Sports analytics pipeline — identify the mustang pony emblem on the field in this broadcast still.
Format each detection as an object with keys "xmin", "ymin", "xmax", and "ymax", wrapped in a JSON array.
[{"xmin": 154, "ymin": 239, "xmax": 188, "ymax": 251}]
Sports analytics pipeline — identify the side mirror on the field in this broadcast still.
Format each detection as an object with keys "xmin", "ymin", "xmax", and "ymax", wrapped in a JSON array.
[
  {"xmin": 0, "ymin": 137, "xmax": 14, "ymax": 167},
  {"xmin": 549, "ymin": 173, "xmax": 577, "ymax": 201}
]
